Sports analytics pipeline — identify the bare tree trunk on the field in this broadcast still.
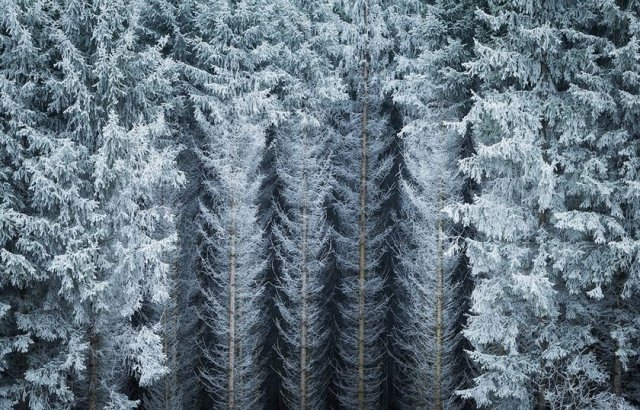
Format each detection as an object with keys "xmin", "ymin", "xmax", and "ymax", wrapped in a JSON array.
[
  {"xmin": 300, "ymin": 145, "xmax": 309, "ymax": 410},
  {"xmin": 612, "ymin": 271, "xmax": 625, "ymax": 396},
  {"xmin": 434, "ymin": 134, "xmax": 445, "ymax": 410},
  {"xmin": 163, "ymin": 301, "xmax": 170, "ymax": 409},
  {"xmin": 357, "ymin": 2, "xmax": 370, "ymax": 408},
  {"xmin": 613, "ymin": 353, "xmax": 622, "ymax": 395},
  {"xmin": 163, "ymin": 266, "xmax": 180, "ymax": 410},
  {"xmin": 300, "ymin": 208, "xmax": 309, "ymax": 409},
  {"xmin": 88, "ymin": 319, "xmax": 99, "ymax": 410},
  {"xmin": 535, "ymin": 389, "xmax": 546, "ymax": 410},
  {"xmin": 228, "ymin": 198, "xmax": 237, "ymax": 410}
]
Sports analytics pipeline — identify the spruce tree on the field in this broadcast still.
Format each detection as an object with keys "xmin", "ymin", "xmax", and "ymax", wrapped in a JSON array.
[
  {"xmin": 448, "ymin": 0, "xmax": 640, "ymax": 407},
  {"xmin": 330, "ymin": 0, "xmax": 399, "ymax": 407},
  {"xmin": 1, "ymin": 0, "xmax": 183, "ymax": 408},
  {"xmin": 187, "ymin": 0, "xmax": 285, "ymax": 406},
  {"xmin": 0, "ymin": 3, "xmax": 97, "ymax": 407},
  {"xmin": 269, "ymin": 1, "xmax": 345, "ymax": 408},
  {"xmin": 390, "ymin": 0, "xmax": 482, "ymax": 408}
]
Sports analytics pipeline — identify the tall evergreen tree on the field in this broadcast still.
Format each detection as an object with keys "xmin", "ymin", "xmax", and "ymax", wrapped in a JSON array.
[
  {"xmin": 1, "ymin": 0, "xmax": 183, "ymax": 408},
  {"xmin": 137, "ymin": 0, "xmax": 208, "ymax": 407},
  {"xmin": 390, "ymin": 0, "xmax": 481, "ymax": 408},
  {"xmin": 331, "ymin": 0, "xmax": 399, "ymax": 408},
  {"xmin": 448, "ymin": 0, "xmax": 640, "ymax": 407},
  {"xmin": 0, "ymin": 3, "xmax": 97, "ymax": 407},
  {"xmin": 187, "ymin": 0, "xmax": 286, "ymax": 407},
  {"xmin": 269, "ymin": 1, "xmax": 345, "ymax": 408}
]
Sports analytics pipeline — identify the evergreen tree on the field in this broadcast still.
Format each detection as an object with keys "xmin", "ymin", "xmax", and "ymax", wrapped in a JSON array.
[
  {"xmin": 390, "ymin": 0, "xmax": 481, "ymax": 408},
  {"xmin": 448, "ymin": 0, "xmax": 640, "ymax": 407},
  {"xmin": 330, "ymin": 0, "xmax": 399, "ymax": 407},
  {"xmin": 272, "ymin": 127, "xmax": 334, "ymax": 409},
  {"xmin": 137, "ymin": 0, "xmax": 208, "ymax": 407},
  {"xmin": 0, "ymin": 0, "xmax": 183, "ymax": 408},
  {"xmin": 274, "ymin": 5, "xmax": 344, "ymax": 409},
  {"xmin": 187, "ymin": 0, "xmax": 285, "ymax": 406},
  {"xmin": 268, "ymin": 1, "xmax": 345, "ymax": 408},
  {"xmin": 0, "ymin": 3, "xmax": 97, "ymax": 407}
]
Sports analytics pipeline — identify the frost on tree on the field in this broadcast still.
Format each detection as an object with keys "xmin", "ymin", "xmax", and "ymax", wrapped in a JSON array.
[
  {"xmin": 330, "ymin": 0, "xmax": 398, "ymax": 408},
  {"xmin": 269, "ymin": 0, "xmax": 345, "ymax": 408},
  {"xmin": 188, "ymin": 0, "xmax": 285, "ymax": 407},
  {"xmin": 272, "ymin": 127, "xmax": 334, "ymax": 409},
  {"xmin": 137, "ymin": 0, "xmax": 217, "ymax": 407},
  {"xmin": 447, "ymin": 1, "xmax": 640, "ymax": 408},
  {"xmin": 0, "ymin": 0, "xmax": 183, "ymax": 408},
  {"xmin": 0, "ymin": 3, "xmax": 96, "ymax": 407},
  {"xmin": 390, "ymin": 0, "xmax": 479, "ymax": 408}
]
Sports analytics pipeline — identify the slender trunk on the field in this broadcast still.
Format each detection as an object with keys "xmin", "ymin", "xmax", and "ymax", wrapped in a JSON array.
[
  {"xmin": 15, "ymin": 329, "xmax": 29, "ymax": 410},
  {"xmin": 613, "ymin": 354, "xmax": 622, "ymax": 395},
  {"xmin": 88, "ymin": 319, "xmax": 99, "ymax": 410},
  {"xmin": 357, "ymin": 2, "xmax": 369, "ymax": 408},
  {"xmin": 164, "ymin": 266, "xmax": 179, "ymax": 410},
  {"xmin": 434, "ymin": 133, "xmax": 444, "ymax": 410},
  {"xmin": 300, "ymin": 142, "xmax": 309, "ymax": 410},
  {"xmin": 228, "ymin": 198, "xmax": 237, "ymax": 410},
  {"xmin": 163, "ymin": 302, "xmax": 170, "ymax": 409},
  {"xmin": 300, "ymin": 206, "xmax": 309, "ymax": 409},
  {"xmin": 535, "ymin": 390, "xmax": 546, "ymax": 410}
]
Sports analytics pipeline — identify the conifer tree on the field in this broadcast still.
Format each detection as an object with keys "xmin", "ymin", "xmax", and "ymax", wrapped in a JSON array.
[
  {"xmin": 137, "ymin": 0, "xmax": 207, "ymax": 407},
  {"xmin": 0, "ymin": 0, "xmax": 183, "ymax": 408},
  {"xmin": 390, "ymin": 0, "xmax": 481, "ymax": 408},
  {"xmin": 269, "ymin": 1, "xmax": 345, "ymax": 408},
  {"xmin": 0, "ymin": 4, "xmax": 97, "ymax": 407},
  {"xmin": 187, "ymin": 0, "xmax": 286, "ymax": 407},
  {"xmin": 331, "ymin": 0, "xmax": 399, "ymax": 408},
  {"xmin": 448, "ymin": 1, "xmax": 640, "ymax": 407}
]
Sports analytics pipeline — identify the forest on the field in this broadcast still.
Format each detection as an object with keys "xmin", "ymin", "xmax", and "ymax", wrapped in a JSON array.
[{"xmin": 1, "ymin": 0, "xmax": 639, "ymax": 408}]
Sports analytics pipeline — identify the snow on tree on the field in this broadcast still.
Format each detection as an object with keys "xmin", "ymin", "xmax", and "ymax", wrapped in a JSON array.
[
  {"xmin": 77, "ymin": 1, "xmax": 183, "ymax": 406},
  {"xmin": 0, "ymin": 0, "xmax": 183, "ymax": 408},
  {"xmin": 2, "ymin": 0, "xmax": 640, "ymax": 408},
  {"xmin": 0, "ymin": 2, "xmax": 99, "ymax": 407},
  {"xmin": 447, "ymin": 1, "xmax": 640, "ymax": 408},
  {"xmin": 389, "ymin": 0, "xmax": 482, "ymax": 408},
  {"xmin": 186, "ymin": 0, "xmax": 287, "ymax": 407},
  {"xmin": 329, "ymin": 0, "xmax": 400, "ymax": 408},
  {"xmin": 269, "ymin": 3, "xmax": 345, "ymax": 407},
  {"xmin": 272, "ymin": 127, "xmax": 334, "ymax": 409},
  {"xmin": 136, "ymin": 0, "xmax": 208, "ymax": 407}
]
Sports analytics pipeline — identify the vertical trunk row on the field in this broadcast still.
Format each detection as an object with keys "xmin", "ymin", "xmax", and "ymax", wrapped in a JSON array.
[{"xmin": 357, "ymin": 1, "xmax": 370, "ymax": 408}]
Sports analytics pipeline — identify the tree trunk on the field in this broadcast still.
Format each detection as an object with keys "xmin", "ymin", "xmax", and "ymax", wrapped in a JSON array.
[
  {"xmin": 88, "ymin": 319, "xmax": 99, "ymax": 410},
  {"xmin": 613, "ymin": 353, "xmax": 622, "ymax": 396},
  {"xmin": 163, "ymin": 266, "xmax": 180, "ymax": 409},
  {"xmin": 612, "ymin": 270, "xmax": 626, "ymax": 396},
  {"xmin": 434, "ymin": 133, "xmax": 445, "ymax": 410},
  {"xmin": 228, "ymin": 198, "xmax": 237, "ymax": 410},
  {"xmin": 535, "ymin": 389, "xmax": 546, "ymax": 410},
  {"xmin": 300, "ymin": 145, "xmax": 309, "ymax": 410},
  {"xmin": 357, "ymin": 2, "xmax": 369, "ymax": 408}
]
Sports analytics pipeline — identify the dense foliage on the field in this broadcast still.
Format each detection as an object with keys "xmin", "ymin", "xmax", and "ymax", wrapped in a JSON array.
[{"xmin": 1, "ymin": 0, "xmax": 638, "ymax": 408}]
